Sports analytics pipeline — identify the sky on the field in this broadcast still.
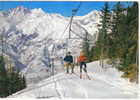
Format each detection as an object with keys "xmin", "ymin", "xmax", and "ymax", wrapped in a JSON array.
[{"xmin": 0, "ymin": 1, "xmax": 132, "ymax": 17}]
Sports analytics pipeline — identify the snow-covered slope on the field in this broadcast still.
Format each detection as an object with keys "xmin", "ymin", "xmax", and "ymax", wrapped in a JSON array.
[
  {"xmin": 9, "ymin": 60, "xmax": 138, "ymax": 98},
  {"xmin": 75, "ymin": 10, "xmax": 100, "ymax": 35},
  {"xmin": 0, "ymin": 6, "xmax": 101, "ymax": 83}
]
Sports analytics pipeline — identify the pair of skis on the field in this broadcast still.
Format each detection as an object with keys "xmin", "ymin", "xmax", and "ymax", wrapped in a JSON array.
[
  {"xmin": 64, "ymin": 67, "xmax": 91, "ymax": 80},
  {"xmin": 80, "ymin": 73, "xmax": 91, "ymax": 80},
  {"xmin": 81, "ymin": 67, "xmax": 91, "ymax": 80},
  {"xmin": 72, "ymin": 72, "xmax": 91, "ymax": 80}
]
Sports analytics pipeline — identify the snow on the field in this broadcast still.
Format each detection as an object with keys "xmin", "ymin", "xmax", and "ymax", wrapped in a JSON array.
[
  {"xmin": 74, "ymin": 10, "xmax": 101, "ymax": 35},
  {"xmin": 0, "ymin": 6, "xmax": 138, "ymax": 99},
  {"xmin": 31, "ymin": 8, "xmax": 45, "ymax": 14},
  {"xmin": 9, "ymin": 60, "xmax": 138, "ymax": 99},
  {"xmin": 0, "ymin": 6, "xmax": 99, "ymax": 82}
]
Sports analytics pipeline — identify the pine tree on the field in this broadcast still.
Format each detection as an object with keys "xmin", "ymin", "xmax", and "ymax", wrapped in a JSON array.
[
  {"xmin": 107, "ymin": 2, "xmax": 138, "ymax": 82},
  {"xmin": 0, "ymin": 56, "xmax": 9, "ymax": 97},
  {"xmin": 110, "ymin": 2, "xmax": 125, "ymax": 60},
  {"xmin": 8, "ymin": 68, "xmax": 27, "ymax": 94},
  {"xmin": 96, "ymin": 2, "xmax": 111, "ymax": 68},
  {"xmin": 82, "ymin": 32, "xmax": 90, "ymax": 62},
  {"xmin": 22, "ymin": 75, "xmax": 27, "ymax": 89},
  {"xmin": 0, "ymin": 55, "xmax": 27, "ymax": 97},
  {"xmin": 120, "ymin": 2, "xmax": 138, "ymax": 82},
  {"xmin": 92, "ymin": 2, "xmax": 138, "ymax": 82}
]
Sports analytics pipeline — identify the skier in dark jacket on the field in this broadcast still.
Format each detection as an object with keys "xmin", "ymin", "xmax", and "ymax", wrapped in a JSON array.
[{"xmin": 64, "ymin": 52, "xmax": 74, "ymax": 73}]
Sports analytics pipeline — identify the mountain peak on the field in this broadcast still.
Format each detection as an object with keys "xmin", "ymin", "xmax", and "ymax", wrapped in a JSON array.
[
  {"xmin": 31, "ymin": 8, "xmax": 45, "ymax": 14},
  {"xmin": 2, "ymin": 6, "xmax": 31, "ymax": 17},
  {"xmin": 11, "ymin": 6, "xmax": 31, "ymax": 14},
  {"xmin": 15, "ymin": 6, "xmax": 25, "ymax": 10},
  {"xmin": 85, "ymin": 10, "xmax": 100, "ymax": 17}
]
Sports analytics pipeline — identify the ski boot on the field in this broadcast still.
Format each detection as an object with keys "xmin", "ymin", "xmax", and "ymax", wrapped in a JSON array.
[
  {"xmin": 71, "ymin": 69, "xmax": 74, "ymax": 74},
  {"xmin": 66, "ymin": 70, "xmax": 69, "ymax": 74},
  {"xmin": 86, "ymin": 74, "xmax": 91, "ymax": 80},
  {"xmin": 80, "ymin": 74, "xmax": 82, "ymax": 79}
]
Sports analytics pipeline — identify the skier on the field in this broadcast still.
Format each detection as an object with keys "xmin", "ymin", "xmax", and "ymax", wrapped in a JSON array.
[
  {"xmin": 64, "ymin": 52, "xmax": 74, "ymax": 74},
  {"xmin": 78, "ymin": 51, "xmax": 90, "ymax": 80}
]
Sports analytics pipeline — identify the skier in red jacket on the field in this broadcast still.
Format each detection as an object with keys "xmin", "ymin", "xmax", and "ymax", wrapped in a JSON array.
[{"xmin": 78, "ymin": 51, "xmax": 90, "ymax": 80}]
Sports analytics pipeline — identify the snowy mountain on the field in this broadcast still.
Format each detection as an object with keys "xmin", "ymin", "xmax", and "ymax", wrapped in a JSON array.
[
  {"xmin": 74, "ymin": 10, "xmax": 100, "ymax": 36},
  {"xmin": 0, "ymin": 7, "xmax": 138, "ymax": 99},
  {"xmin": 0, "ymin": 6, "xmax": 101, "ymax": 83}
]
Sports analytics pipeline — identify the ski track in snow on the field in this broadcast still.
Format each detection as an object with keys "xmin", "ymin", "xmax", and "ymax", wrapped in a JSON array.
[{"xmin": 9, "ymin": 60, "xmax": 138, "ymax": 99}]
